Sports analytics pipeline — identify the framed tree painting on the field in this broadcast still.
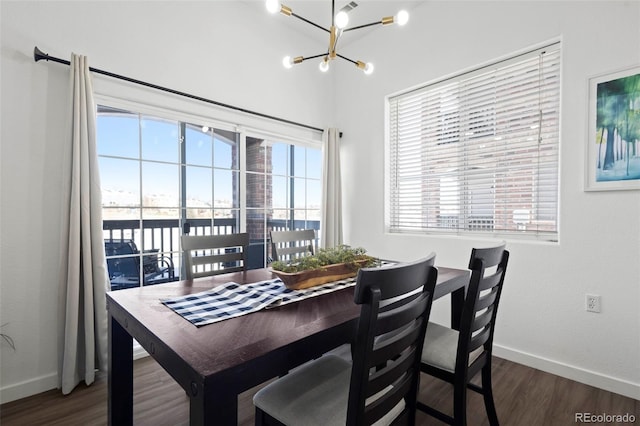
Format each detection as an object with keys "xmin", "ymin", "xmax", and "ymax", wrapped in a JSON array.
[{"xmin": 586, "ymin": 65, "xmax": 640, "ymax": 191}]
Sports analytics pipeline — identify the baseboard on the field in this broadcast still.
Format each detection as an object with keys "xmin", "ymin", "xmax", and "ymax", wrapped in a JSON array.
[
  {"xmin": 493, "ymin": 344, "xmax": 640, "ymax": 400},
  {"xmin": 0, "ymin": 372, "xmax": 58, "ymax": 405},
  {"xmin": 1, "ymin": 343, "xmax": 149, "ymax": 405},
  {"xmin": 3, "ymin": 344, "xmax": 637, "ymax": 405}
]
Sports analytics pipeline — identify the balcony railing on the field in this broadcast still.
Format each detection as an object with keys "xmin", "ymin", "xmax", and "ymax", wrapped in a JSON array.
[{"xmin": 103, "ymin": 218, "xmax": 320, "ymax": 290}]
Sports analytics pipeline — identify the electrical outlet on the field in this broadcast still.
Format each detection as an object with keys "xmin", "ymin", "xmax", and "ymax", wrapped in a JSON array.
[{"xmin": 586, "ymin": 294, "xmax": 601, "ymax": 313}]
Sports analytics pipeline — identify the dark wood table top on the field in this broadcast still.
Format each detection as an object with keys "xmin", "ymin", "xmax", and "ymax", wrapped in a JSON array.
[{"xmin": 107, "ymin": 267, "xmax": 468, "ymax": 379}]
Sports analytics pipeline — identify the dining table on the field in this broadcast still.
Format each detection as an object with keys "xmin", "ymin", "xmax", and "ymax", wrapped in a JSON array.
[{"xmin": 107, "ymin": 265, "xmax": 469, "ymax": 426}]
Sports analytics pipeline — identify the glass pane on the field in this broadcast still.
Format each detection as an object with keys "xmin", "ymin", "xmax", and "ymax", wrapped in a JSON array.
[
  {"xmin": 141, "ymin": 209, "xmax": 179, "ymax": 252},
  {"xmin": 294, "ymin": 209, "xmax": 306, "ymax": 220},
  {"xmin": 307, "ymin": 179, "xmax": 321, "ymax": 208},
  {"xmin": 141, "ymin": 207, "xmax": 179, "ymax": 220},
  {"xmin": 185, "ymin": 216, "xmax": 214, "ymax": 236},
  {"xmin": 142, "ymin": 208, "xmax": 179, "ymax": 256},
  {"xmin": 213, "ymin": 208, "xmax": 240, "ymax": 220},
  {"xmin": 307, "ymin": 148, "xmax": 321, "ymax": 179},
  {"xmin": 142, "ymin": 162, "xmax": 179, "ymax": 207},
  {"xmin": 214, "ymin": 169, "xmax": 238, "ymax": 208},
  {"xmin": 104, "ymin": 213, "xmax": 143, "ymax": 290},
  {"xmin": 214, "ymin": 208, "xmax": 234, "ymax": 226},
  {"xmin": 272, "ymin": 176, "xmax": 289, "ymax": 209},
  {"xmin": 138, "ymin": 243, "xmax": 176, "ymax": 288},
  {"xmin": 138, "ymin": 216, "xmax": 175, "ymax": 285},
  {"xmin": 185, "ymin": 124, "xmax": 212, "ymax": 167},
  {"xmin": 246, "ymin": 208, "xmax": 265, "ymax": 240},
  {"xmin": 186, "ymin": 208, "xmax": 212, "ymax": 220},
  {"xmin": 163, "ymin": 252, "xmax": 181, "ymax": 280},
  {"xmin": 246, "ymin": 208, "xmax": 267, "ymax": 269},
  {"xmin": 106, "ymin": 253, "xmax": 141, "ymax": 291},
  {"xmin": 97, "ymin": 108, "xmax": 139, "ymax": 159},
  {"xmin": 100, "ymin": 157, "xmax": 140, "ymax": 207},
  {"xmin": 246, "ymin": 172, "xmax": 264, "ymax": 208},
  {"xmin": 246, "ymin": 136, "xmax": 266, "ymax": 173},
  {"xmin": 141, "ymin": 116, "xmax": 179, "ymax": 163},
  {"xmin": 293, "ymin": 177, "xmax": 306, "ymax": 208},
  {"xmin": 214, "ymin": 211, "xmax": 240, "ymax": 234},
  {"xmin": 270, "ymin": 209, "xmax": 292, "ymax": 231},
  {"xmin": 186, "ymin": 166, "xmax": 212, "ymax": 207},
  {"xmin": 271, "ymin": 142, "xmax": 289, "ymax": 176},
  {"xmin": 103, "ymin": 209, "xmax": 140, "ymax": 243},
  {"xmin": 214, "ymin": 129, "xmax": 238, "ymax": 169},
  {"xmin": 102, "ymin": 207, "xmax": 140, "ymax": 221},
  {"xmin": 293, "ymin": 146, "xmax": 306, "ymax": 177},
  {"xmin": 307, "ymin": 209, "xmax": 321, "ymax": 222}
]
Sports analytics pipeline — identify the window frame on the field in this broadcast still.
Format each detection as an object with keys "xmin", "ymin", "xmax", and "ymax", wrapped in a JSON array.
[
  {"xmin": 95, "ymin": 94, "xmax": 323, "ymax": 287},
  {"xmin": 385, "ymin": 41, "xmax": 562, "ymax": 242}
]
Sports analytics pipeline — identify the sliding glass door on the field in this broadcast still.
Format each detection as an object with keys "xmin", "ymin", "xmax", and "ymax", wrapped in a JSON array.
[
  {"xmin": 245, "ymin": 136, "xmax": 322, "ymax": 266},
  {"xmin": 97, "ymin": 104, "xmax": 321, "ymax": 290}
]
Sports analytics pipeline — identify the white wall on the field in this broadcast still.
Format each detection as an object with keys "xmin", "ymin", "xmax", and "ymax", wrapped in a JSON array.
[
  {"xmin": 334, "ymin": 1, "xmax": 640, "ymax": 399},
  {"xmin": 1, "ymin": 0, "xmax": 639, "ymax": 404},
  {"xmin": 0, "ymin": 1, "xmax": 332, "ymax": 403}
]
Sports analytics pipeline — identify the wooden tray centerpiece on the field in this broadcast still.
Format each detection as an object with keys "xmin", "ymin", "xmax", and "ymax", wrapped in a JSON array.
[{"xmin": 270, "ymin": 245, "xmax": 377, "ymax": 290}]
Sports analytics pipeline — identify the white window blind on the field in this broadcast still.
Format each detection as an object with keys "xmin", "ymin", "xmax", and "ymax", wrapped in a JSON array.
[{"xmin": 387, "ymin": 43, "xmax": 561, "ymax": 240}]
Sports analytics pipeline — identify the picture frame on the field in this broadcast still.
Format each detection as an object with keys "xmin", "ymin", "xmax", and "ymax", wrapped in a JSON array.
[{"xmin": 585, "ymin": 65, "xmax": 640, "ymax": 191}]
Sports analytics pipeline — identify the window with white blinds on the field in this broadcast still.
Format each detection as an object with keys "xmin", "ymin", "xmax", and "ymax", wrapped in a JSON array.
[{"xmin": 386, "ymin": 43, "xmax": 561, "ymax": 240}]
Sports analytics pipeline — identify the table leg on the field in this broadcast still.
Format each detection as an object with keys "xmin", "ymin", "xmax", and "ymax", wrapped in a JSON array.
[
  {"xmin": 189, "ymin": 384, "xmax": 238, "ymax": 426},
  {"xmin": 108, "ymin": 315, "xmax": 133, "ymax": 426}
]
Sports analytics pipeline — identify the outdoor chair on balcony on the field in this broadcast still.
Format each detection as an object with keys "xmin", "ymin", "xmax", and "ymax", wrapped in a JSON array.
[
  {"xmin": 269, "ymin": 229, "xmax": 316, "ymax": 263},
  {"xmin": 104, "ymin": 239, "xmax": 175, "ymax": 291},
  {"xmin": 181, "ymin": 233, "xmax": 250, "ymax": 279}
]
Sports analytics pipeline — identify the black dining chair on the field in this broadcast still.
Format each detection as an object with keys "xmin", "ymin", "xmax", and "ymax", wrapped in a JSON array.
[
  {"xmin": 181, "ymin": 233, "xmax": 250, "ymax": 279},
  {"xmin": 253, "ymin": 254, "xmax": 438, "ymax": 426},
  {"xmin": 269, "ymin": 229, "xmax": 316, "ymax": 262},
  {"xmin": 417, "ymin": 243, "xmax": 509, "ymax": 426}
]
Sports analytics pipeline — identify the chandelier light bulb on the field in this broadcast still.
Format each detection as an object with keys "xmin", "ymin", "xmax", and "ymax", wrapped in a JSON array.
[
  {"xmin": 266, "ymin": 0, "xmax": 280, "ymax": 14},
  {"xmin": 282, "ymin": 56, "xmax": 294, "ymax": 69},
  {"xmin": 319, "ymin": 59, "xmax": 330, "ymax": 72},
  {"xmin": 335, "ymin": 11, "xmax": 349, "ymax": 29},
  {"xmin": 396, "ymin": 10, "xmax": 409, "ymax": 26},
  {"xmin": 364, "ymin": 62, "xmax": 374, "ymax": 75}
]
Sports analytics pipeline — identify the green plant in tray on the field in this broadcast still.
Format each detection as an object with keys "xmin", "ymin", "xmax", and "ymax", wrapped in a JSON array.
[{"xmin": 271, "ymin": 245, "xmax": 377, "ymax": 273}]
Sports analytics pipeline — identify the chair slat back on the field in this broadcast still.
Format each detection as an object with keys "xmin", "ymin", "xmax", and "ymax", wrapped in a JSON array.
[
  {"xmin": 348, "ymin": 254, "xmax": 438, "ymax": 426},
  {"xmin": 181, "ymin": 233, "xmax": 250, "ymax": 279},
  {"xmin": 456, "ymin": 244, "xmax": 509, "ymax": 371},
  {"xmin": 270, "ymin": 229, "xmax": 316, "ymax": 262}
]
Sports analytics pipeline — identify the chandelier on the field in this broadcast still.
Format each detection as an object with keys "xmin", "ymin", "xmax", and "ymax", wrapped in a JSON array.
[{"xmin": 266, "ymin": 0, "xmax": 409, "ymax": 74}]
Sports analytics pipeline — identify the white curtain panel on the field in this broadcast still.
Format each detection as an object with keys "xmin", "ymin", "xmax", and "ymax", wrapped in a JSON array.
[
  {"xmin": 320, "ymin": 128, "xmax": 343, "ymax": 248},
  {"xmin": 58, "ymin": 54, "xmax": 109, "ymax": 395}
]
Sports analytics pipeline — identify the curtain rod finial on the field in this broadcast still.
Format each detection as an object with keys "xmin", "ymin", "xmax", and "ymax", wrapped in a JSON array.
[{"xmin": 33, "ymin": 46, "xmax": 48, "ymax": 62}]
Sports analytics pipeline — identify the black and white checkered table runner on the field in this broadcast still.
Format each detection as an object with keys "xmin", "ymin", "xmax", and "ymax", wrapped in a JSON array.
[{"xmin": 161, "ymin": 277, "xmax": 357, "ymax": 327}]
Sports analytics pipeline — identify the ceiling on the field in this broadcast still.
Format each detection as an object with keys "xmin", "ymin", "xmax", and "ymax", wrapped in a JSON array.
[{"xmin": 251, "ymin": 1, "xmax": 425, "ymax": 45}]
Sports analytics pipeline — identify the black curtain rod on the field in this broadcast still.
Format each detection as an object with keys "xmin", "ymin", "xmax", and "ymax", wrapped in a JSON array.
[{"xmin": 33, "ymin": 46, "xmax": 324, "ymax": 133}]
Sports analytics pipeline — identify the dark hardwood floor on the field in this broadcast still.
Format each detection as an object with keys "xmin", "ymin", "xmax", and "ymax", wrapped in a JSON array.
[{"xmin": 1, "ymin": 356, "xmax": 638, "ymax": 425}]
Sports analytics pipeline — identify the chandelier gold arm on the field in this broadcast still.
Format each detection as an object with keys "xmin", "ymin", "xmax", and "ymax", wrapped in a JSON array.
[
  {"xmin": 381, "ymin": 16, "xmax": 394, "ymax": 25},
  {"xmin": 280, "ymin": 5, "xmax": 292, "ymax": 16},
  {"xmin": 329, "ymin": 26, "xmax": 337, "ymax": 60}
]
